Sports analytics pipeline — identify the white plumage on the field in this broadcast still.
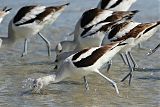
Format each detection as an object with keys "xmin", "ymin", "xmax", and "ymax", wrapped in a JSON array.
[
  {"xmin": 55, "ymin": 8, "xmax": 138, "ymax": 57},
  {"xmin": 7, "ymin": 3, "xmax": 69, "ymax": 57},
  {"xmin": 33, "ymin": 41, "xmax": 127, "ymax": 94},
  {"xmin": 101, "ymin": 20, "xmax": 160, "ymax": 84},
  {"xmin": 97, "ymin": 0, "xmax": 137, "ymax": 11},
  {"xmin": 0, "ymin": 7, "xmax": 12, "ymax": 23},
  {"xmin": 0, "ymin": 7, "xmax": 12, "ymax": 48}
]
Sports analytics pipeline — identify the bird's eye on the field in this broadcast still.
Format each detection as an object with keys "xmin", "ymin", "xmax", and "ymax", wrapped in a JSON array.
[{"xmin": 59, "ymin": 50, "xmax": 62, "ymax": 53}]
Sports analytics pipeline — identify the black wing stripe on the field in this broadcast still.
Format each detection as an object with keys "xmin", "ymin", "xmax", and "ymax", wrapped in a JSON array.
[
  {"xmin": 14, "ymin": 6, "xmax": 60, "ymax": 26},
  {"xmin": 80, "ymin": 8, "xmax": 101, "ymax": 28},
  {"xmin": 108, "ymin": 21, "xmax": 130, "ymax": 39},
  {"xmin": 13, "ymin": 6, "xmax": 36, "ymax": 25},
  {"xmin": 143, "ymin": 21, "xmax": 160, "ymax": 34},
  {"xmin": 101, "ymin": 0, "xmax": 111, "ymax": 9},
  {"xmin": 73, "ymin": 47, "xmax": 108, "ymax": 67},
  {"xmin": 72, "ymin": 49, "xmax": 89, "ymax": 61},
  {"xmin": 109, "ymin": 0, "xmax": 123, "ymax": 9},
  {"xmin": 81, "ymin": 26, "xmax": 93, "ymax": 37}
]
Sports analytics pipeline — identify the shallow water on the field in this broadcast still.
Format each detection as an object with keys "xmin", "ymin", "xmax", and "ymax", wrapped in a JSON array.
[{"xmin": 0, "ymin": 0, "xmax": 160, "ymax": 107}]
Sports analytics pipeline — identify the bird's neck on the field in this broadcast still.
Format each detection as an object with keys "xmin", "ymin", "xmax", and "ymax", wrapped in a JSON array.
[
  {"xmin": 42, "ymin": 68, "xmax": 70, "ymax": 85},
  {"xmin": 1, "ymin": 20, "xmax": 16, "ymax": 47},
  {"xmin": 41, "ymin": 75, "xmax": 57, "ymax": 85}
]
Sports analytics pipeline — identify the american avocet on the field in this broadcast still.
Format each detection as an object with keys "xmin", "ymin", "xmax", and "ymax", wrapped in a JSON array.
[
  {"xmin": 102, "ymin": 20, "xmax": 160, "ymax": 84},
  {"xmin": 32, "ymin": 41, "xmax": 128, "ymax": 94},
  {"xmin": 97, "ymin": 0, "xmax": 137, "ymax": 11},
  {"xmin": 7, "ymin": 3, "xmax": 69, "ymax": 57},
  {"xmin": 0, "ymin": 6, "xmax": 12, "ymax": 23},
  {"xmin": 55, "ymin": 8, "xmax": 138, "ymax": 55},
  {"xmin": 54, "ymin": 9, "xmax": 138, "ymax": 89},
  {"xmin": 96, "ymin": 0, "xmax": 142, "ymax": 49},
  {"xmin": 72, "ymin": 9, "xmax": 138, "ymax": 72},
  {"xmin": 147, "ymin": 43, "xmax": 160, "ymax": 55}
]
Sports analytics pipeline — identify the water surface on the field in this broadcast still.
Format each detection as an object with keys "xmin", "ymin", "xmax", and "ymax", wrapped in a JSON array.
[{"xmin": 0, "ymin": 0, "xmax": 160, "ymax": 107}]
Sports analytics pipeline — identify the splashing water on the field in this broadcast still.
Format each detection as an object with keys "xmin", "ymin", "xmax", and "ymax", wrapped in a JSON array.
[
  {"xmin": 22, "ymin": 78, "xmax": 35, "ymax": 90},
  {"xmin": 146, "ymin": 48, "xmax": 154, "ymax": 56}
]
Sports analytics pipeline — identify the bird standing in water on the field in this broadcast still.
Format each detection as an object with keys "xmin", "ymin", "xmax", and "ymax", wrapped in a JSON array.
[
  {"xmin": 6, "ymin": 3, "xmax": 69, "ymax": 57},
  {"xmin": 32, "ymin": 41, "xmax": 127, "ymax": 94}
]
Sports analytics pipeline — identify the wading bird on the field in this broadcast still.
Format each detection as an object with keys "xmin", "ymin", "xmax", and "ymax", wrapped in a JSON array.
[
  {"xmin": 32, "ymin": 41, "xmax": 127, "ymax": 94},
  {"xmin": 54, "ymin": 9, "xmax": 138, "ymax": 89},
  {"xmin": 55, "ymin": 8, "xmax": 138, "ymax": 56},
  {"xmin": 101, "ymin": 20, "xmax": 160, "ymax": 84},
  {"xmin": 5, "ymin": 3, "xmax": 69, "ymax": 57}
]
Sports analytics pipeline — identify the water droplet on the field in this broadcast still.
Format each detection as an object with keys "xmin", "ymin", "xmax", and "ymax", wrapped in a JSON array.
[{"xmin": 22, "ymin": 78, "xmax": 35, "ymax": 90}]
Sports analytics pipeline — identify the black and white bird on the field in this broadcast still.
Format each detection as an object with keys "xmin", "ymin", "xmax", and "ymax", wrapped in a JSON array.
[
  {"xmin": 54, "ymin": 9, "xmax": 138, "ymax": 89},
  {"xmin": 32, "ymin": 41, "xmax": 128, "ymax": 94},
  {"xmin": 0, "ymin": 6, "xmax": 12, "ymax": 23},
  {"xmin": 97, "ymin": 0, "xmax": 137, "ymax": 11},
  {"xmin": 101, "ymin": 20, "xmax": 160, "ymax": 84},
  {"xmin": 5, "ymin": 3, "xmax": 69, "ymax": 57},
  {"xmin": 55, "ymin": 8, "xmax": 138, "ymax": 56},
  {"xmin": 97, "ymin": 0, "xmax": 143, "ymax": 49}
]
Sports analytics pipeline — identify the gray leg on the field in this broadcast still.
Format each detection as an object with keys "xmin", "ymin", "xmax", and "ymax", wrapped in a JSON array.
[
  {"xmin": 83, "ymin": 76, "xmax": 89, "ymax": 90},
  {"xmin": 121, "ymin": 53, "xmax": 134, "ymax": 85},
  {"xmin": 128, "ymin": 51, "xmax": 138, "ymax": 68},
  {"xmin": 147, "ymin": 43, "xmax": 160, "ymax": 56},
  {"xmin": 138, "ymin": 43, "xmax": 149, "ymax": 50},
  {"xmin": 68, "ymin": 31, "xmax": 74, "ymax": 36},
  {"xmin": 21, "ymin": 38, "xmax": 28, "ymax": 57},
  {"xmin": 120, "ymin": 53, "xmax": 128, "ymax": 65},
  {"xmin": 106, "ymin": 60, "xmax": 112, "ymax": 72},
  {"xmin": 138, "ymin": 43, "xmax": 146, "ymax": 49},
  {"xmin": 138, "ymin": 43, "xmax": 142, "ymax": 49},
  {"xmin": 95, "ymin": 70, "xmax": 119, "ymax": 95},
  {"xmin": 38, "ymin": 32, "xmax": 51, "ymax": 57}
]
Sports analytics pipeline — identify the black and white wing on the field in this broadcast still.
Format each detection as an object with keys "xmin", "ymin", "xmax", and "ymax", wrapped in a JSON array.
[{"xmin": 13, "ymin": 3, "xmax": 69, "ymax": 26}]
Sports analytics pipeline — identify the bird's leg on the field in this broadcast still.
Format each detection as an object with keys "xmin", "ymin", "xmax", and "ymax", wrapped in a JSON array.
[
  {"xmin": 119, "ymin": 53, "xmax": 128, "ymax": 65},
  {"xmin": 68, "ymin": 31, "xmax": 74, "ymax": 36},
  {"xmin": 121, "ymin": 52, "xmax": 134, "ymax": 85},
  {"xmin": 21, "ymin": 38, "xmax": 28, "ymax": 57},
  {"xmin": 38, "ymin": 32, "xmax": 51, "ymax": 57},
  {"xmin": 95, "ymin": 70, "xmax": 119, "ymax": 95},
  {"xmin": 128, "ymin": 51, "xmax": 138, "ymax": 69},
  {"xmin": 138, "ymin": 43, "xmax": 142, "ymax": 49},
  {"xmin": 106, "ymin": 60, "xmax": 112, "ymax": 72},
  {"xmin": 83, "ymin": 76, "xmax": 89, "ymax": 90},
  {"xmin": 138, "ymin": 43, "xmax": 149, "ymax": 50},
  {"xmin": 147, "ymin": 43, "xmax": 160, "ymax": 56}
]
